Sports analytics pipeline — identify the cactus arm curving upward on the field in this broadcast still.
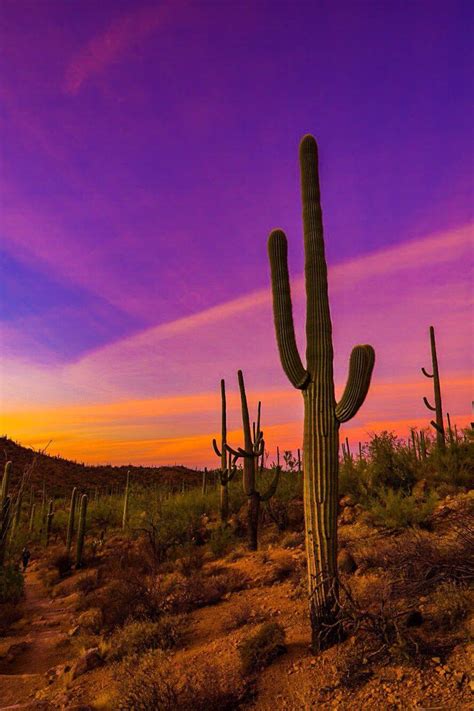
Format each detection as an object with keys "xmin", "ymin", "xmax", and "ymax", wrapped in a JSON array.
[
  {"xmin": 335, "ymin": 345, "xmax": 376, "ymax": 423},
  {"xmin": 423, "ymin": 397, "xmax": 437, "ymax": 412},
  {"xmin": 268, "ymin": 230, "xmax": 309, "ymax": 389},
  {"xmin": 421, "ymin": 367, "xmax": 434, "ymax": 378}
]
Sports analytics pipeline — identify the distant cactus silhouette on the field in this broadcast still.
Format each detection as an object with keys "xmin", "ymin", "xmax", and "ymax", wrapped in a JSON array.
[
  {"xmin": 66, "ymin": 487, "xmax": 78, "ymax": 553},
  {"xmin": 76, "ymin": 494, "xmax": 88, "ymax": 568},
  {"xmin": 122, "ymin": 472, "xmax": 130, "ymax": 530},
  {"xmin": 212, "ymin": 379, "xmax": 239, "ymax": 523},
  {"xmin": 422, "ymin": 325, "xmax": 445, "ymax": 450},
  {"xmin": 268, "ymin": 135, "xmax": 375, "ymax": 650},
  {"xmin": 45, "ymin": 499, "xmax": 54, "ymax": 547},
  {"xmin": 225, "ymin": 370, "xmax": 280, "ymax": 550}
]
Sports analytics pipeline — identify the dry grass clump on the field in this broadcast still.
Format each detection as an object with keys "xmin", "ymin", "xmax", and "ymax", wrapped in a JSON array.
[
  {"xmin": 77, "ymin": 607, "xmax": 103, "ymax": 633},
  {"xmin": 335, "ymin": 640, "xmax": 373, "ymax": 688},
  {"xmin": 173, "ymin": 545, "xmax": 205, "ymax": 577},
  {"xmin": 115, "ymin": 651, "xmax": 249, "ymax": 710},
  {"xmin": 222, "ymin": 600, "xmax": 269, "ymax": 631},
  {"xmin": 238, "ymin": 621, "xmax": 286, "ymax": 675},
  {"xmin": 102, "ymin": 616, "xmax": 186, "ymax": 661},
  {"xmin": 159, "ymin": 567, "xmax": 248, "ymax": 613},
  {"xmin": 428, "ymin": 581, "xmax": 472, "ymax": 630}
]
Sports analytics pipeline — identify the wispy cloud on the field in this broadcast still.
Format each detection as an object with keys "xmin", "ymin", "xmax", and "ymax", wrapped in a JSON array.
[{"xmin": 63, "ymin": 3, "xmax": 181, "ymax": 95}]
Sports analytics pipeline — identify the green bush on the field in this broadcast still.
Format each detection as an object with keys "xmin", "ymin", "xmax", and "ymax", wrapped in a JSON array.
[
  {"xmin": 209, "ymin": 526, "xmax": 236, "ymax": 557},
  {"xmin": 238, "ymin": 621, "xmax": 286, "ymax": 674},
  {"xmin": 366, "ymin": 489, "xmax": 438, "ymax": 530},
  {"xmin": 0, "ymin": 564, "xmax": 24, "ymax": 604},
  {"xmin": 366, "ymin": 431, "xmax": 417, "ymax": 491}
]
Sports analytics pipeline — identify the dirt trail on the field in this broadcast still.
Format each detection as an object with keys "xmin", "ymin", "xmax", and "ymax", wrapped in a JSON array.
[{"xmin": 0, "ymin": 564, "xmax": 75, "ymax": 709}]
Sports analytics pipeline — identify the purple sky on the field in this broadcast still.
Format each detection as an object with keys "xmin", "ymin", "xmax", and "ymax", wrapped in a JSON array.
[{"xmin": 1, "ymin": 1, "xmax": 472, "ymax": 464}]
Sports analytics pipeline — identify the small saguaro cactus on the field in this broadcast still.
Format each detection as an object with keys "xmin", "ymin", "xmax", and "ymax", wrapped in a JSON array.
[
  {"xmin": 29, "ymin": 503, "xmax": 36, "ymax": 533},
  {"xmin": 66, "ymin": 487, "xmax": 78, "ymax": 553},
  {"xmin": 76, "ymin": 494, "xmax": 88, "ymax": 568},
  {"xmin": 422, "ymin": 325, "xmax": 445, "ymax": 450},
  {"xmin": 202, "ymin": 467, "xmax": 208, "ymax": 496},
  {"xmin": 268, "ymin": 135, "xmax": 375, "ymax": 651},
  {"xmin": 45, "ymin": 499, "xmax": 54, "ymax": 547},
  {"xmin": 10, "ymin": 486, "xmax": 24, "ymax": 541},
  {"xmin": 122, "ymin": 471, "xmax": 131, "ymax": 530},
  {"xmin": 0, "ymin": 496, "xmax": 12, "ymax": 566},
  {"xmin": 1, "ymin": 461, "xmax": 11, "ymax": 509},
  {"xmin": 225, "ymin": 370, "xmax": 280, "ymax": 550},
  {"xmin": 212, "ymin": 379, "xmax": 239, "ymax": 523}
]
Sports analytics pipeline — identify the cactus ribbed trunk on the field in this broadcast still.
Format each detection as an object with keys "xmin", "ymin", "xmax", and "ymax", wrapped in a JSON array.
[
  {"xmin": 268, "ymin": 135, "xmax": 374, "ymax": 651},
  {"xmin": 422, "ymin": 326, "xmax": 445, "ymax": 450},
  {"xmin": 248, "ymin": 492, "xmax": 260, "ymax": 551},
  {"xmin": 29, "ymin": 503, "xmax": 36, "ymax": 533},
  {"xmin": 45, "ymin": 499, "xmax": 54, "ymax": 547},
  {"xmin": 202, "ymin": 468, "xmax": 208, "ymax": 496},
  {"xmin": 220, "ymin": 482, "xmax": 229, "ymax": 522}
]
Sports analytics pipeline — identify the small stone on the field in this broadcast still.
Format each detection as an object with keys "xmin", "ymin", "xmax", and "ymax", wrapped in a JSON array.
[
  {"xmin": 431, "ymin": 657, "xmax": 441, "ymax": 664},
  {"xmin": 68, "ymin": 625, "xmax": 80, "ymax": 637}
]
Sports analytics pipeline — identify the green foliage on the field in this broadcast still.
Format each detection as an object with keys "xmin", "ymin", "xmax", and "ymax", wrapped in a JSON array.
[
  {"xmin": 366, "ymin": 431, "xmax": 417, "ymax": 491},
  {"xmin": 0, "ymin": 564, "xmax": 24, "ymax": 604},
  {"xmin": 209, "ymin": 525, "xmax": 236, "ymax": 557},
  {"xmin": 238, "ymin": 621, "xmax": 286, "ymax": 674},
  {"xmin": 366, "ymin": 489, "xmax": 438, "ymax": 530}
]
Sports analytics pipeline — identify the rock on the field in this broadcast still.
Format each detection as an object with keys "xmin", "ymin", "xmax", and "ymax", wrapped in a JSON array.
[
  {"xmin": 5, "ymin": 640, "xmax": 31, "ymax": 662},
  {"xmin": 453, "ymin": 671, "xmax": 464, "ymax": 685},
  {"xmin": 68, "ymin": 625, "xmax": 80, "ymax": 637},
  {"xmin": 45, "ymin": 663, "xmax": 71, "ymax": 683},
  {"xmin": 70, "ymin": 647, "xmax": 103, "ymax": 679},
  {"xmin": 337, "ymin": 548, "xmax": 357, "ymax": 574},
  {"xmin": 339, "ymin": 495, "xmax": 355, "ymax": 508}
]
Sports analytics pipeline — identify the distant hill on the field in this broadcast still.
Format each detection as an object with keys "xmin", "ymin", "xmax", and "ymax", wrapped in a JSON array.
[{"xmin": 0, "ymin": 436, "xmax": 204, "ymax": 498}]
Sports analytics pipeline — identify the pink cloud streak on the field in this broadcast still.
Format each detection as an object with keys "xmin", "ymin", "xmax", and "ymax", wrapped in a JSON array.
[{"xmin": 63, "ymin": 3, "xmax": 181, "ymax": 95}]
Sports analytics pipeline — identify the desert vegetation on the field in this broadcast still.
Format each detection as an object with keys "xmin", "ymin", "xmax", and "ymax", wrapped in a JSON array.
[{"xmin": 0, "ymin": 136, "xmax": 472, "ymax": 709}]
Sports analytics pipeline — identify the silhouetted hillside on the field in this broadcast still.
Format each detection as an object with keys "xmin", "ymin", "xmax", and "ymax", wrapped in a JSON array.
[{"xmin": 0, "ymin": 436, "xmax": 203, "ymax": 497}]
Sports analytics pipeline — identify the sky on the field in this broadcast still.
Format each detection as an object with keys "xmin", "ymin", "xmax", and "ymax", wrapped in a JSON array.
[{"xmin": 0, "ymin": 0, "xmax": 472, "ymax": 466}]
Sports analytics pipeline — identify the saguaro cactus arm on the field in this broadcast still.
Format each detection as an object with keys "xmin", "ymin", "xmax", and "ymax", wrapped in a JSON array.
[
  {"xmin": 335, "ymin": 345, "xmax": 375, "ymax": 423},
  {"xmin": 423, "ymin": 397, "xmax": 436, "ymax": 412},
  {"xmin": 421, "ymin": 367, "xmax": 434, "ymax": 378},
  {"xmin": 268, "ymin": 229, "xmax": 309, "ymax": 389}
]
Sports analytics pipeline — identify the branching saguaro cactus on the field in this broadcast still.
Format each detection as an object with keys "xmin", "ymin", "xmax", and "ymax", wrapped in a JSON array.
[
  {"xmin": 268, "ymin": 135, "xmax": 375, "ymax": 651},
  {"xmin": 226, "ymin": 370, "xmax": 280, "ymax": 550},
  {"xmin": 122, "ymin": 471, "xmax": 130, "ymax": 530},
  {"xmin": 76, "ymin": 494, "xmax": 88, "ymax": 568},
  {"xmin": 422, "ymin": 325, "xmax": 445, "ymax": 450},
  {"xmin": 212, "ymin": 379, "xmax": 239, "ymax": 523},
  {"xmin": 66, "ymin": 487, "xmax": 78, "ymax": 553}
]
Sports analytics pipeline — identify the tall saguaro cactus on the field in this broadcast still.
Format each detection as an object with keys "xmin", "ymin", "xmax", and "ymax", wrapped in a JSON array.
[
  {"xmin": 212, "ymin": 379, "xmax": 239, "ymax": 523},
  {"xmin": 66, "ymin": 487, "xmax": 78, "ymax": 553},
  {"xmin": 422, "ymin": 325, "xmax": 445, "ymax": 450},
  {"xmin": 76, "ymin": 494, "xmax": 88, "ymax": 568},
  {"xmin": 226, "ymin": 370, "xmax": 280, "ymax": 550},
  {"xmin": 268, "ymin": 135, "xmax": 375, "ymax": 651}
]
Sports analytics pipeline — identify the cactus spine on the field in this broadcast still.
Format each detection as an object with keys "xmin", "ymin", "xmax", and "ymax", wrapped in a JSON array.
[
  {"xmin": 76, "ymin": 494, "xmax": 88, "ymax": 568},
  {"xmin": 422, "ymin": 325, "xmax": 445, "ymax": 450},
  {"xmin": 45, "ymin": 499, "xmax": 54, "ymax": 547},
  {"xmin": 268, "ymin": 135, "xmax": 375, "ymax": 650},
  {"xmin": 122, "ymin": 472, "xmax": 130, "ymax": 530},
  {"xmin": 212, "ymin": 379, "xmax": 238, "ymax": 523},
  {"xmin": 66, "ymin": 487, "xmax": 78, "ymax": 553},
  {"xmin": 226, "ymin": 370, "xmax": 280, "ymax": 550}
]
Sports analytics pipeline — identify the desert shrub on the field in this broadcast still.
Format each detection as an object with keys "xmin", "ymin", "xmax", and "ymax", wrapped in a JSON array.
[
  {"xmin": 0, "ymin": 564, "xmax": 24, "ymax": 603},
  {"xmin": 89, "ymin": 499, "xmax": 122, "ymax": 531},
  {"xmin": 104, "ymin": 617, "xmax": 185, "ymax": 661},
  {"xmin": 51, "ymin": 552, "xmax": 72, "ymax": 578},
  {"xmin": 77, "ymin": 607, "xmax": 103, "ymax": 633},
  {"xmin": 115, "ymin": 650, "xmax": 249, "ymax": 710},
  {"xmin": 222, "ymin": 601, "xmax": 268, "ymax": 631},
  {"xmin": 366, "ymin": 489, "xmax": 438, "ymax": 529},
  {"xmin": 84, "ymin": 576, "xmax": 162, "ymax": 629},
  {"xmin": 366, "ymin": 431, "xmax": 417, "ymax": 491},
  {"xmin": 238, "ymin": 621, "xmax": 286, "ymax": 674},
  {"xmin": 0, "ymin": 602, "xmax": 23, "ymax": 635},
  {"xmin": 272, "ymin": 470, "xmax": 302, "ymax": 503},
  {"xmin": 429, "ymin": 581, "xmax": 472, "ymax": 629},
  {"xmin": 280, "ymin": 531, "xmax": 304, "ymax": 549},
  {"xmin": 339, "ymin": 458, "xmax": 371, "ymax": 502},
  {"xmin": 174, "ymin": 544, "xmax": 205, "ymax": 576},
  {"xmin": 74, "ymin": 569, "xmax": 100, "ymax": 594},
  {"xmin": 209, "ymin": 526, "xmax": 236, "ymax": 557},
  {"xmin": 161, "ymin": 568, "xmax": 248, "ymax": 613}
]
